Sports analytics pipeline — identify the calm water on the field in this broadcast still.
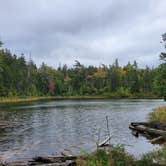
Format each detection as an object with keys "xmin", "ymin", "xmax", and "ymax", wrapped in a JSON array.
[{"xmin": 0, "ymin": 99, "xmax": 165, "ymax": 161}]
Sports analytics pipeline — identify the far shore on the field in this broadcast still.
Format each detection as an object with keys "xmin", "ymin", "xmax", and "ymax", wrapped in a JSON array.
[{"xmin": 0, "ymin": 95, "xmax": 163, "ymax": 104}]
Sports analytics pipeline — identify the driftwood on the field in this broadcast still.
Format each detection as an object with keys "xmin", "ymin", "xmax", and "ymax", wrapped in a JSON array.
[
  {"xmin": 98, "ymin": 136, "xmax": 112, "ymax": 147},
  {"xmin": 0, "ymin": 122, "xmax": 18, "ymax": 131},
  {"xmin": 150, "ymin": 136, "xmax": 164, "ymax": 144},
  {"xmin": 131, "ymin": 121, "xmax": 166, "ymax": 130},
  {"xmin": 0, "ymin": 156, "xmax": 77, "ymax": 166},
  {"xmin": 129, "ymin": 121, "xmax": 166, "ymax": 144},
  {"xmin": 0, "ymin": 137, "xmax": 111, "ymax": 166}
]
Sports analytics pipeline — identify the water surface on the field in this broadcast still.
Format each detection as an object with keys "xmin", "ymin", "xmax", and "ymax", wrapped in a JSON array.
[{"xmin": 0, "ymin": 99, "xmax": 165, "ymax": 161}]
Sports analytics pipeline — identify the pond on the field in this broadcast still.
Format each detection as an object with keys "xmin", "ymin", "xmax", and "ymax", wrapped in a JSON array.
[{"xmin": 0, "ymin": 99, "xmax": 165, "ymax": 161}]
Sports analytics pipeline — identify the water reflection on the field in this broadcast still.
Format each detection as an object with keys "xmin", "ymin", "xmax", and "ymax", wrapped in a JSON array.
[{"xmin": 0, "ymin": 99, "xmax": 165, "ymax": 161}]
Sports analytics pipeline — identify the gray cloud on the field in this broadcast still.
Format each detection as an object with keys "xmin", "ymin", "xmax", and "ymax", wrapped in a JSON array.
[{"xmin": 0, "ymin": 0, "xmax": 166, "ymax": 68}]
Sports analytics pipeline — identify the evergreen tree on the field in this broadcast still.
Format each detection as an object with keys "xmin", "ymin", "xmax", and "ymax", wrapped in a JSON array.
[{"xmin": 0, "ymin": 39, "xmax": 165, "ymax": 99}]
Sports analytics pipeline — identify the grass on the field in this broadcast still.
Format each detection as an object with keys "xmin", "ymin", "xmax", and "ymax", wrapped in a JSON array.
[
  {"xmin": 0, "ymin": 94, "xmax": 162, "ymax": 104},
  {"xmin": 149, "ymin": 106, "xmax": 166, "ymax": 122},
  {"xmin": 76, "ymin": 144, "xmax": 166, "ymax": 166},
  {"xmin": 0, "ymin": 96, "xmax": 108, "ymax": 104},
  {"xmin": 76, "ymin": 145, "xmax": 136, "ymax": 166},
  {"xmin": 0, "ymin": 96, "xmax": 54, "ymax": 104},
  {"xmin": 136, "ymin": 144, "xmax": 166, "ymax": 166}
]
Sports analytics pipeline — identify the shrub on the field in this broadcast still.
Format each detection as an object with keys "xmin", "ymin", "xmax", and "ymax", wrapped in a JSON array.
[
  {"xmin": 76, "ymin": 145, "xmax": 135, "ymax": 166},
  {"xmin": 149, "ymin": 106, "xmax": 166, "ymax": 122},
  {"xmin": 137, "ymin": 144, "xmax": 166, "ymax": 165}
]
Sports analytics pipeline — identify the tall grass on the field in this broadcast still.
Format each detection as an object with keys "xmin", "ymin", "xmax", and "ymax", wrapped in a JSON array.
[
  {"xmin": 136, "ymin": 144, "xmax": 166, "ymax": 166},
  {"xmin": 76, "ymin": 145, "xmax": 135, "ymax": 166},
  {"xmin": 76, "ymin": 145, "xmax": 166, "ymax": 166},
  {"xmin": 0, "ymin": 96, "xmax": 54, "ymax": 104},
  {"xmin": 149, "ymin": 106, "xmax": 166, "ymax": 122}
]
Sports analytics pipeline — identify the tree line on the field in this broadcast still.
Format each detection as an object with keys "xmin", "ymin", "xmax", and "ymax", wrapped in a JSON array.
[{"xmin": 0, "ymin": 37, "xmax": 165, "ymax": 99}]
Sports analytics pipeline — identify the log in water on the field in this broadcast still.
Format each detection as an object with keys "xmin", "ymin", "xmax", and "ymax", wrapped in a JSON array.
[
  {"xmin": 0, "ymin": 99, "xmax": 164, "ymax": 161},
  {"xmin": 129, "ymin": 121, "xmax": 166, "ymax": 144}
]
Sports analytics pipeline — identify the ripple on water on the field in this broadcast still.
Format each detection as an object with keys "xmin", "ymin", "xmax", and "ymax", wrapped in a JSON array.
[{"xmin": 0, "ymin": 99, "xmax": 165, "ymax": 161}]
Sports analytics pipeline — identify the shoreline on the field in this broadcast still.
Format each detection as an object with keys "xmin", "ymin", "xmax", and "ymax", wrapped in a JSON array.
[
  {"xmin": 0, "ymin": 101, "xmax": 165, "ymax": 165},
  {"xmin": 0, "ymin": 95, "xmax": 163, "ymax": 104}
]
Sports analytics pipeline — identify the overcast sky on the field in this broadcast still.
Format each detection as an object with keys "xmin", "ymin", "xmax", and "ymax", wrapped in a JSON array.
[{"xmin": 0, "ymin": 0, "xmax": 166, "ymax": 68}]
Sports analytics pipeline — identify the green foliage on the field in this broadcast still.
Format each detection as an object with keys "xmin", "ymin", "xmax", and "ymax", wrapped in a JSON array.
[
  {"xmin": 160, "ymin": 33, "xmax": 166, "ymax": 61},
  {"xmin": 137, "ymin": 144, "xmax": 166, "ymax": 165},
  {"xmin": 0, "ymin": 40, "xmax": 3, "ymax": 47},
  {"xmin": 160, "ymin": 52, "xmax": 166, "ymax": 61},
  {"xmin": 85, "ymin": 149, "xmax": 110, "ymax": 166},
  {"xmin": 111, "ymin": 145, "xmax": 136, "ymax": 166},
  {"xmin": 149, "ymin": 106, "xmax": 166, "ymax": 122},
  {"xmin": 0, "ymin": 41, "xmax": 165, "ymax": 98},
  {"xmin": 77, "ymin": 144, "xmax": 166, "ymax": 166},
  {"xmin": 76, "ymin": 145, "xmax": 135, "ymax": 166}
]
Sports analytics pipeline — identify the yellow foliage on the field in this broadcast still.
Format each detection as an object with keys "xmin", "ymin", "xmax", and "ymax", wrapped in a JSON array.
[
  {"xmin": 149, "ymin": 106, "xmax": 166, "ymax": 122},
  {"xmin": 94, "ymin": 68, "xmax": 106, "ymax": 78},
  {"xmin": 118, "ymin": 67, "xmax": 126, "ymax": 75},
  {"xmin": 64, "ymin": 76, "xmax": 71, "ymax": 82}
]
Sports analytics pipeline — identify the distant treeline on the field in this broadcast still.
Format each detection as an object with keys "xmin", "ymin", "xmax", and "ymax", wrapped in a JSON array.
[{"xmin": 0, "ymin": 41, "xmax": 166, "ymax": 98}]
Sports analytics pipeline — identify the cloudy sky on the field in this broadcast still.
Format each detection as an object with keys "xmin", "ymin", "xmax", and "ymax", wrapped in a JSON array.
[{"xmin": 0, "ymin": 0, "xmax": 166, "ymax": 68}]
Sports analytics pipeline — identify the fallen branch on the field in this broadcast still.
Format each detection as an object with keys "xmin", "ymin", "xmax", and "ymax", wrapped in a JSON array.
[
  {"xmin": 129, "ymin": 124, "xmax": 166, "ymax": 136},
  {"xmin": 98, "ymin": 136, "xmax": 112, "ymax": 147},
  {"xmin": 150, "ymin": 136, "xmax": 164, "ymax": 144},
  {"xmin": 129, "ymin": 121, "xmax": 166, "ymax": 144}
]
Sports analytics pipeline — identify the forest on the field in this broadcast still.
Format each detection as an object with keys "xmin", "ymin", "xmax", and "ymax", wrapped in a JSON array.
[{"xmin": 0, "ymin": 36, "xmax": 166, "ymax": 99}]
